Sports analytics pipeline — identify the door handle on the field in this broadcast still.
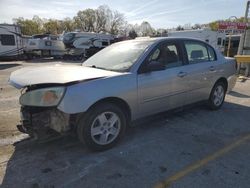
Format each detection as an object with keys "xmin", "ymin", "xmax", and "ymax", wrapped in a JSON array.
[
  {"xmin": 209, "ymin": 66, "xmax": 215, "ymax": 71},
  {"xmin": 177, "ymin": 71, "xmax": 187, "ymax": 78}
]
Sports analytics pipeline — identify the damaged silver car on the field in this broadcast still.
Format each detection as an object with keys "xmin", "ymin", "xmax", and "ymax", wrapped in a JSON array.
[{"xmin": 9, "ymin": 38, "xmax": 237, "ymax": 151}]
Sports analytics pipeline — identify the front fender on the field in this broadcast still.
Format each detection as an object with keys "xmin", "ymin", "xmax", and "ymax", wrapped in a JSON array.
[{"xmin": 57, "ymin": 74, "xmax": 138, "ymax": 118}]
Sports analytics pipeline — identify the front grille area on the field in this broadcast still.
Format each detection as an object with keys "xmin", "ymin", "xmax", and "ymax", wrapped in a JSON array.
[{"xmin": 20, "ymin": 106, "xmax": 70, "ymax": 137}]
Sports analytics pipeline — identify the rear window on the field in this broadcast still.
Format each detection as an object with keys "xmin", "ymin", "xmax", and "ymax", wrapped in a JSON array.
[{"xmin": 0, "ymin": 34, "xmax": 15, "ymax": 46}]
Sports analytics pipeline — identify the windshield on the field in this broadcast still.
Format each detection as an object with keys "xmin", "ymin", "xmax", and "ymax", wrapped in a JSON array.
[{"xmin": 83, "ymin": 40, "xmax": 153, "ymax": 72}]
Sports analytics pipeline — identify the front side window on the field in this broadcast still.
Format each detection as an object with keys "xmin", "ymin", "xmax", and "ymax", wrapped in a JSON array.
[
  {"xmin": 0, "ymin": 34, "xmax": 15, "ymax": 46},
  {"xmin": 184, "ymin": 41, "xmax": 209, "ymax": 64},
  {"xmin": 148, "ymin": 43, "xmax": 183, "ymax": 69}
]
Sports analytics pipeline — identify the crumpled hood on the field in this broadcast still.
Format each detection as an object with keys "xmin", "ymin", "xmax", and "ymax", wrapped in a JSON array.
[{"xmin": 9, "ymin": 64, "xmax": 121, "ymax": 89}]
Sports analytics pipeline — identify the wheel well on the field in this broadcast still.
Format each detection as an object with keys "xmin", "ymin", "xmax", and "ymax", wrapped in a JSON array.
[
  {"xmin": 215, "ymin": 77, "xmax": 228, "ymax": 91},
  {"xmin": 90, "ymin": 97, "xmax": 131, "ymax": 122}
]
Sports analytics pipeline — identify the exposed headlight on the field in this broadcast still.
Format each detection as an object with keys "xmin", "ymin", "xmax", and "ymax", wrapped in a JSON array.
[{"xmin": 20, "ymin": 87, "xmax": 66, "ymax": 107}]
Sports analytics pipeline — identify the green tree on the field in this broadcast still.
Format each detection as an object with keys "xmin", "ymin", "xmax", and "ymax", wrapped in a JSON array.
[
  {"xmin": 95, "ymin": 5, "xmax": 110, "ymax": 32},
  {"xmin": 61, "ymin": 17, "xmax": 76, "ymax": 32},
  {"xmin": 43, "ymin": 19, "xmax": 59, "ymax": 34},
  {"xmin": 209, "ymin": 21, "xmax": 219, "ymax": 31},
  {"xmin": 13, "ymin": 16, "xmax": 43, "ymax": 35},
  {"xmin": 109, "ymin": 10, "xmax": 125, "ymax": 35},
  {"xmin": 176, "ymin": 25, "xmax": 184, "ymax": 31},
  {"xmin": 32, "ymin": 15, "xmax": 44, "ymax": 32},
  {"xmin": 74, "ymin": 9, "xmax": 96, "ymax": 31},
  {"xmin": 192, "ymin": 23, "xmax": 202, "ymax": 29},
  {"xmin": 128, "ymin": 29, "xmax": 138, "ymax": 39},
  {"xmin": 11, "ymin": 5, "xmax": 139, "ymax": 36}
]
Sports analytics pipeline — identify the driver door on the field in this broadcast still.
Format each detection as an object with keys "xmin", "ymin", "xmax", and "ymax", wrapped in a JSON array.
[{"xmin": 137, "ymin": 41, "xmax": 189, "ymax": 117}]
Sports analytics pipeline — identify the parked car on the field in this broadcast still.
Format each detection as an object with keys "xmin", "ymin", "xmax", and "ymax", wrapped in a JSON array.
[{"xmin": 9, "ymin": 37, "xmax": 237, "ymax": 151}]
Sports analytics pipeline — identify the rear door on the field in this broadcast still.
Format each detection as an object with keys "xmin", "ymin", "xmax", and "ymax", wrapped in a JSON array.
[
  {"xmin": 182, "ymin": 40, "xmax": 219, "ymax": 104},
  {"xmin": 137, "ymin": 40, "xmax": 189, "ymax": 117}
]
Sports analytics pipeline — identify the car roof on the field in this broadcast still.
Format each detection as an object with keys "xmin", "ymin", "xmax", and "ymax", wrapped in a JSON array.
[{"xmin": 132, "ymin": 36, "xmax": 208, "ymax": 43}]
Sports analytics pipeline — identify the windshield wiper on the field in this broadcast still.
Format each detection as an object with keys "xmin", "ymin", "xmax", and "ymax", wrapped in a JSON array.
[
  {"xmin": 88, "ymin": 65, "xmax": 108, "ymax": 71},
  {"xmin": 87, "ymin": 65, "xmax": 126, "ymax": 72}
]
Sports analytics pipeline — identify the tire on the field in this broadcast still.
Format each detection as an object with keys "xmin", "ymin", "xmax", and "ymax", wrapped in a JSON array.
[
  {"xmin": 208, "ymin": 82, "xmax": 226, "ymax": 110},
  {"xmin": 77, "ymin": 103, "xmax": 127, "ymax": 151}
]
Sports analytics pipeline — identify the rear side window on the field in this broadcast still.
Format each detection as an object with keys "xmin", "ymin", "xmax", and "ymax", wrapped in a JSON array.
[
  {"xmin": 184, "ymin": 41, "xmax": 209, "ymax": 64},
  {"xmin": 0, "ymin": 34, "xmax": 15, "ymax": 46},
  {"xmin": 184, "ymin": 41, "xmax": 217, "ymax": 63}
]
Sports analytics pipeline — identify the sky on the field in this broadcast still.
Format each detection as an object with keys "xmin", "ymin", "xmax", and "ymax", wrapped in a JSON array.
[{"xmin": 0, "ymin": 0, "xmax": 247, "ymax": 29}]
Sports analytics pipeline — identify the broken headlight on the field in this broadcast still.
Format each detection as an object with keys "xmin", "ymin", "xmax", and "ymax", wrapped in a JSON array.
[{"xmin": 20, "ymin": 87, "xmax": 66, "ymax": 107}]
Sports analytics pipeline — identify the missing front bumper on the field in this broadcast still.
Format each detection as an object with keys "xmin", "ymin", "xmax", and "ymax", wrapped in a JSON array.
[{"xmin": 19, "ymin": 107, "xmax": 70, "ymax": 139}]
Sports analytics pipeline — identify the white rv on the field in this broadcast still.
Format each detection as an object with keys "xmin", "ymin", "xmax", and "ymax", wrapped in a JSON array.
[
  {"xmin": 63, "ymin": 32, "xmax": 114, "ymax": 48},
  {"xmin": 167, "ymin": 28, "xmax": 226, "ymax": 52},
  {"xmin": 0, "ymin": 24, "xmax": 24, "ymax": 59},
  {"xmin": 25, "ymin": 32, "xmax": 115, "ymax": 59},
  {"xmin": 63, "ymin": 32, "xmax": 115, "ymax": 58},
  {"xmin": 25, "ymin": 34, "xmax": 66, "ymax": 58}
]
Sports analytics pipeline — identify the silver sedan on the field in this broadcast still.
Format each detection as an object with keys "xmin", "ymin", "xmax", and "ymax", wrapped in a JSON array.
[{"xmin": 9, "ymin": 37, "xmax": 237, "ymax": 151}]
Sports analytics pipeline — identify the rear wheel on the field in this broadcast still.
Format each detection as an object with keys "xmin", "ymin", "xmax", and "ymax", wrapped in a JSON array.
[
  {"xmin": 77, "ymin": 103, "xmax": 127, "ymax": 151},
  {"xmin": 208, "ymin": 82, "xmax": 226, "ymax": 110}
]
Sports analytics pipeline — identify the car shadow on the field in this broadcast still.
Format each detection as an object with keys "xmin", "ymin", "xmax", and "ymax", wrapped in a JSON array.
[
  {"xmin": 0, "ymin": 64, "xmax": 21, "ymax": 70},
  {"xmin": 228, "ymin": 91, "xmax": 250, "ymax": 98},
  {"xmin": 1, "ymin": 102, "xmax": 250, "ymax": 188}
]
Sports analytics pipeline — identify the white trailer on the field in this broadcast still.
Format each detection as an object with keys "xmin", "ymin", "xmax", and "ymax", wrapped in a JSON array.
[
  {"xmin": 0, "ymin": 24, "xmax": 24, "ymax": 59},
  {"xmin": 168, "ymin": 29, "xmax": 226, "ymax": 52},
  {"xmin": 63, "ymin": 32, "xmax": 114, "ymax": 48},
  {"xmin": 63, "ymin": 32, "xmax": 115, "ymax": 58},
  {"xmin": 25, "ymin": 34, "xmax": 66, "ymax": 58},
  {"xmin": 25, "ymin": 32, "xmax": 115, "ymax": 60}
]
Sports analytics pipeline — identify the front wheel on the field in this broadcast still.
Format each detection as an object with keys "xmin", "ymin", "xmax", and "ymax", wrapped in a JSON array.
[
  {"xmin": 77, "ymin": 103, "xmax": 127, "ymax": 151},
  {"xmin": 208, "ymin": 82, "xmax": 226, "ymax": 110}
]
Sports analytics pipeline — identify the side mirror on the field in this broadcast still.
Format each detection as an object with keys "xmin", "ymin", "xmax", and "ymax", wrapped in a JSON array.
[{"xmin": 146, "ymin": 61, "xmax": 165, "ymax": 72}]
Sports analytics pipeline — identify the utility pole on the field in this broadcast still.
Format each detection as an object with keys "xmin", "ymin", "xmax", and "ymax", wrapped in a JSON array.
[{"xmin": 236, "ymin": 1, "xmax": 250, "ymax": 76}]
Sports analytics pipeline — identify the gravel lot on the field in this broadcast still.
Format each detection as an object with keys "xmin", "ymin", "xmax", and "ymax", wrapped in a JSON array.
[{"xmin": 0, "ymin": 60, "xmax": 250, "ymax": 188}]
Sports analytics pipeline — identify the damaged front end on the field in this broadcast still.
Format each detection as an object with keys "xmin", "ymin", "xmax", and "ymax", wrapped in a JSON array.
[
  {"xmin": 8, "ymin": 64, "xmax": 117, "ymax": 143},
  {"xmin": 16, "ymin": 85, "xmax": 72, "ymax": 141},
  {"xmin": 18, "ymin": 106, "xmax": 71, "ymax": 141}
]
